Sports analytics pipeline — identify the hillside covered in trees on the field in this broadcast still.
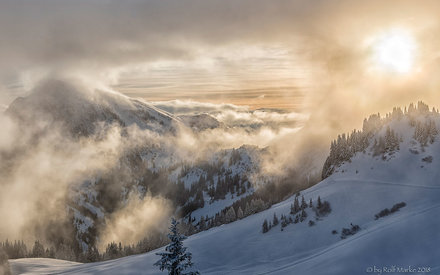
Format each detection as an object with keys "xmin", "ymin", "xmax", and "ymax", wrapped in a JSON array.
[
  {"xmin": 11, "ymin": 101, "xmax": 440, "ymax": 274},
  {"xmin": 323, "ymin": 101, "xmax": 439, "ymax": 178}
]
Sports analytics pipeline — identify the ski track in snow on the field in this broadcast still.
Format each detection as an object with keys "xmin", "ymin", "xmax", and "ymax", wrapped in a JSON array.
[
  {"xmin": 10, "ymin": 175, "xmax": 440, "ymax": 275},
  {"xmin": 9, "ymin": 115, "xmax": 440, "ymax": 275},
  {"xmin": 335, "ymin": 178, "xmax": 440, "ymax": 190},
  {"xmin": 256, "ymin": 203, "xmax": 440, "ymax": 275}
]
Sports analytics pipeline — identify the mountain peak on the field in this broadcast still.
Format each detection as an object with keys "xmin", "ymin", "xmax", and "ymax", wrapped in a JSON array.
[{"xmin": 6, "ymin": 79, "xmax": 179, "ymax": 136}]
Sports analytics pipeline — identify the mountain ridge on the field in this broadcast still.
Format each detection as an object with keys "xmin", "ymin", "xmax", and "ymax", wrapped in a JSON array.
[
  {"xmin": 5, "ymin": 79, "xmax": 180, "ymax": 137},
  {"xmin": 10, "ymin": 101, "xmax": 440, "ymax": 274}
]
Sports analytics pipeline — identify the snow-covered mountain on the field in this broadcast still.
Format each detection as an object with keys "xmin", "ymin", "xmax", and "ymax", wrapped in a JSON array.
[
  {"xmin": 2, "ymin": 79, "xmax": 271, "ymax": 258},
  {"xmin": 6, "ymin": 79, "xmax": 179, "ymax": 136},
  {"xmin": 178, "ymin": 114, "xmax": 223, "ymax": 131},
  {"xmin": 10, "ymin": 102, "xmax": 440, "ymax": 274}
]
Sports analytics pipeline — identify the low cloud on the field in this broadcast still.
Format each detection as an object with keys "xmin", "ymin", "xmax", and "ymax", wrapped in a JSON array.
[
  {"xmin": 98, "ymin": 193, "xmax": 172, "ymax": 250},
  {"xmin": 152, "ymin": 100, "xmax": 248, "ymax": 116},
  {"xmin": 153, "ymin": 99, "xmax": 308, "ymax": 130},
  {"xmin": 0, "ymin": 79, "xmax": 314, "ymax": 247},
  {"xmin": 3, "ymin": 0, "xmax": 440, "ymax": 252},
  {"xmin": 0, "ymin": 114, "xmax": 124, "ymax": 242}
]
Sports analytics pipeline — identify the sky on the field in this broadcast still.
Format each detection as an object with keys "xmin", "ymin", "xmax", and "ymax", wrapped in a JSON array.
[
  {"xmin": 1, "ymin": 0, "xmax": 440, "ymax": 123},
  {"xmin": 2, "ymin": 0, "xmax": 440, "ymax": 248}
]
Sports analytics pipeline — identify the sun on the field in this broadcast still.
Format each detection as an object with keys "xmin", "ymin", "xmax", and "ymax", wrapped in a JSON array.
[{"xmin": 372, "ymin": 29, "xmax": 417, "ymax": 73}]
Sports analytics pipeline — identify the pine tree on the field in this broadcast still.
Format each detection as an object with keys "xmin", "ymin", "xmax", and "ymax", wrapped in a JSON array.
[
  {"xmin": 105, "ymin": 242, "xmax": 119, "ymax": 260},
  {"xmin": 317, "ymin": 196, "xmax": 322, "ymax": 209},
  {"xmin": 199, "ymin": 216, "xmax": 206, "ymax": 231},
  {"xmin": 262, "ymin": 219, "xmax": 269, "ymax": 233},
  {"xmin": 155, "ymin": 218, "xmax": 199, "ymax": 275},
  {"xmin": 237, "ymin": 207, "xmax": 244, "ymax": 220},
  {"xmin": 86, "ymin": 246, "xmax": 100, "ymax": 262},
  {"xmin": 118, "ymin": 242, "xmax": 123, "ymax": 257},
  {"xmin": 31, "ymin": 240, "xmax": 45, "ymax": 258},
  {"xmin": 291, "ymin": 197, "xmax": 300, "ymax": 214},
  {"xmin": 309, "ymin": 198, "xmax": 313, "ymax": 208},
  {"xmin": 280, "ymin": 215, "xmax": 288, "ymax": 228},
  {"xmin": 301, "ymin": 196, "xmax": 307, "ymax": 209},
  {"xmin": 300, "ymin": 209, "xmax": 307, "ymax": 222},
  {"xmin": 224, "ymin": 207, "xmax": 236, "ymax": 223},
  {"xmin": 244, "ymin": 202, "xmax": 251, "ymax": 216},
  {"xmin": 272, "ymin": 213, "xmax": 279, "ymax": 226}
]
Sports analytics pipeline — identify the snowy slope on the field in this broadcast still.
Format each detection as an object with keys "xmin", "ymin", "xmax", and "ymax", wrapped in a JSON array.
[
  {"xmin": 169, "ymin": 145, "xmax": 262, "ymax": 221},
  {"xmin": 11, "ymin": 174, "xmax": 440, "ymax": 274},
  {"xmin": 11, "ymin": 143, "xmax": 440, "ymax": 274},
  {"xmin": 9, "ymin": 105, "xmax": 440, "ymax": 274},
  {"xmin": 4, "ymin": 79, "xmax": 268, "ymax": 254},
  {"xmin": 179, "ymin": 114, "xmax": 223, "ymax": 131},
  {"xmin": 6, "ymin": 79, "xmax": 180, "ymax": 136}
]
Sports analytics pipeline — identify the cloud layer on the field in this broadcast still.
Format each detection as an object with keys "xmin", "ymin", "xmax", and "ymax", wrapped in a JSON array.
[
  {"xmin": 0, "ymin": 79, "xmax": 309, "ymax": 248},
  {"xmin": 2, "ymin": 0, "xmax": 440, "ymax": 250},
  {"xmin": 2, "ymin": 0, "xmax": 440, "ymax": 121}
]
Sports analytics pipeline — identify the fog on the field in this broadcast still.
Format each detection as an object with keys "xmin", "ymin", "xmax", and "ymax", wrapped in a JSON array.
[
  {"xmin": 0, "ymin": 111, "xmax": 123, "ymax": 242},
  {"xmin": 1, "ymin": 0, "xmax": 440, "ymax": 252},
  {"xmin": 98, "ymin": 193, "xmax": 172, "ymax": 250},
  {"xmin": 2, "ymin": 0, "xmax": 440, "ymax": 134},
  {"xmin": 0, "ymin": 78, "xmax": 309, "ymax": 248}
]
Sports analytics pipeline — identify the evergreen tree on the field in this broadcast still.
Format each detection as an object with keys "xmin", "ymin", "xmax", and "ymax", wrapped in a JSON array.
[
  {"xmin": 309, "ymin": 198, "xmax": 313, "ymax": 208},
  {"xmin": 199, "ymin": 216, "xmax": 206, "ymax": 231},
  {"xmin": 224, "ymin": 207, "xmax": 236, "ymax": 223},
  {"xmin": 300, "ymin": 209, "xmax": 307, "ymax": 222},
  {"xmin": 105, "ymin": 242, "xmax": 119, "ymax": 260},
  {"xmin": 317, "ymin": 196, "xmax": 322, "ymax": 209},
  {"xmin": 272, "ymin": 213, "xmax": 279, "ymax": 226},
  {"xmin": 244, "ymin": 202, "xmax": 251, "ymax": 216},
  {"xmin": 155, "ymin": 218, "xmax": 199, "ymax": 275},
  {"xmin": 262, "ymin": 219, "xmax": 269, "ymax": 233},
  {"xmin": 237, "ymin": 207, "xmax": 244, "ymax": 220},
  {"xmin": 86, "ymin": 246, "xmax": 100, "ymax": 262},
  {"xmin": 301, "ymin": 196, "xmax": 307, "ymax": 209},
  {"xmin": 384, "ymin": 126, "xmax": 400, "ymax": 153},
  {"xmin": 291, "ymin": 197, "xmax": 300, "ymax": 214},
  {"xmin": 118, "ymin": 242, "xmax": 123, "ymax": 257},
  {"xmin": 31, "ymin": 241, "xmax": 45, "ymax": 258},
  {"xmin": 280, "ymin": 215, "xmax": 288, "ymax": 228}
]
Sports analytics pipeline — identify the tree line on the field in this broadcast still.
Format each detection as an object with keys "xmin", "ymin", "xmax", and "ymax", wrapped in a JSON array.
[{"xmin": 322, "ymin": 102, "xmax": 440, "ymax": 178}]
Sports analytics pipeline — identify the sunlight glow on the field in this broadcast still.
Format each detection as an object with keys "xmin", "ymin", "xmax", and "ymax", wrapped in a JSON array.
[{"xmin": 372, "ymin": 29, "xmax": 416, "ymax": 73}]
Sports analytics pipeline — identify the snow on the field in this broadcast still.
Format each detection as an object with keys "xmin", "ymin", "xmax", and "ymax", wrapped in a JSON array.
[
  {"xmin": 71, "ymin": 209, "xmax": 94, "ymax": 235},
  {"xmin": 9, "ymin": 258, "xmax": 81, "ymax": 275},
  {"xmin": 9, "ymin": 114, "xmax": 440, "ymax": 274},
  {"xmin": 6, "ymin": 79, "xmax": 180, "ymax": 138},
  {"xmin": 176, "ymin": 168, "xmax": 205, "ymax": 189},
  {"xmin": 11, "ymin": 148, "xmax": 440, "ymax": 274},
  {"xmin": 179, "ymin": 114, "xmax": 222, "ymax": 131},
  {"xmin": 191, "ymin": 190, "xmax": 253, "ymax": 219},
  {"xmin": 83, "ymin": 202, "xmax": 104, "ymax": 219}
]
